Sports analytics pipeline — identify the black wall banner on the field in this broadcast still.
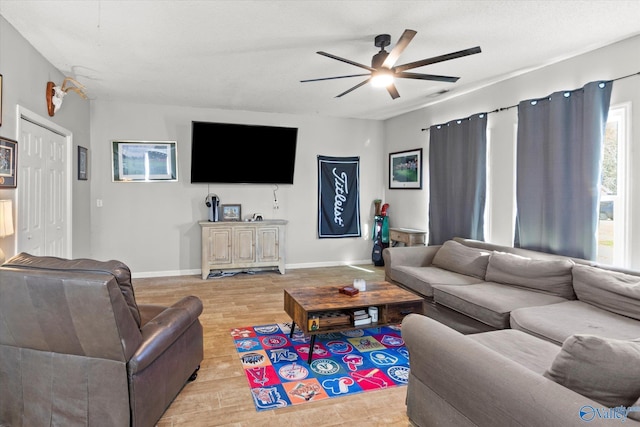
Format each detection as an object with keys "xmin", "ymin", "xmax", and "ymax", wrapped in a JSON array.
[{"xmin": 317, "ymin": 155, "xmax": 361, "ymax": 238}]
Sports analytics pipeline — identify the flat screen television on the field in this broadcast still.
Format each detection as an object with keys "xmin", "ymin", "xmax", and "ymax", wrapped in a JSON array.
[{"xmin": 190, "ymin": 121, "xmax": 298, "ymax": 184}]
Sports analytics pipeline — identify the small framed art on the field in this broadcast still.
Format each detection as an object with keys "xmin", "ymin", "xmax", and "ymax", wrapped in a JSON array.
[
  {"xmin": 389, "ymin": 148, "xmax": 422, "ymax": 189},
  {"xmin": 0, "ymin": 136, "xmax": 17, "ymax": 188},
  {"xmin": 78, "ymin": 146, "xmax": 88, "ymax": 180},
  {"xmin": 221, "ymin": 204, "xmax": 242, "ymax": 221}
]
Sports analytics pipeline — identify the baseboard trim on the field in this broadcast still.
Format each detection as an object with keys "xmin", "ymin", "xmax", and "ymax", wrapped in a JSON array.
[
  {"xmin": 132, "ymin": 260, "xmax": 376, "ymax": 278},
  {"xmin": 132, "ymin": 269, "xmax": 201, "ymax": 279},
  {"xmin": 286, "ymin": 259, "xmax": 374, "ymax": 270}
]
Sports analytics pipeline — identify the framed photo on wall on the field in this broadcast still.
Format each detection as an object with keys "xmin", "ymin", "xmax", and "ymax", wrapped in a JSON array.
[
  {"xmin": 221, "ymin": 204, "xmax": 242, "ymax": 221},
  {"xmin": 78, "ymin": 146, "xmax": 88, "ymax": 180},
  {"xmin": 0, "ymin": 137, "xmax": 17, "ymax": 188},
  {"xmin": 0, "ymin": 74, "xmax": 3, "ymax": 126},
  {"xmin": 389, "ymin": 148, "xmax": 422, "ymax": 189},
  {"xmin": 112, "ymin": 140, "xmax": 178, "ymax": 182}
]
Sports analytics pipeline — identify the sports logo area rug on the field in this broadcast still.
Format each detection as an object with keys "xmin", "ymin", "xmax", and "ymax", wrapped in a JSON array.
[{"xmin": 230, "ymin": 322, "xmax": 409, "ymax": 411}]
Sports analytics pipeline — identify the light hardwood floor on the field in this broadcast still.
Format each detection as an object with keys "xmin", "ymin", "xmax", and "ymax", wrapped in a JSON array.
[{"xmin": 133, "ymin": 264, "xmax": 411, "ymax": 427}]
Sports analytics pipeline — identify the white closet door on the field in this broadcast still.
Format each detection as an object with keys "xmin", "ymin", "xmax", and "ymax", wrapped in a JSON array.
[{"xmin": 17, "ymin": 119, "xmax": 69, "ymax": 257}]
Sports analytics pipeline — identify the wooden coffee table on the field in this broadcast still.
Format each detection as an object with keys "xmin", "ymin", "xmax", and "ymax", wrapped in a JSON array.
[{"xmin": 284, "ymin": 281, "xmax": 424, "ymax": 363}]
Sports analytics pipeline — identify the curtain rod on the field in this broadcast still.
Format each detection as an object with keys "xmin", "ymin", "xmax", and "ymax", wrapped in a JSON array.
[{"xmin": 420, "ymin": 71, "xmax": 640, "ymax": 131}]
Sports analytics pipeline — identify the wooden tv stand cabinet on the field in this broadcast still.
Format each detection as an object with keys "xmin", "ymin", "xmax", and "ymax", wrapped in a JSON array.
[{"xmin": 200, "ymin": 219, "xmax": 287, "ymax": 279}]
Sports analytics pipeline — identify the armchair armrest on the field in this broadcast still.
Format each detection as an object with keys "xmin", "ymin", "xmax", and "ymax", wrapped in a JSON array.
[
  {"xmin": 128, "ymin": 296, "xmax": 203, "ymax": 374},
  {"xmin": 383, "ymin": 245, "xmax": 441, "ymax": 283},
  {"xmin": 383, "ymin": 245, "xmax": 440, "ymax": 268}
]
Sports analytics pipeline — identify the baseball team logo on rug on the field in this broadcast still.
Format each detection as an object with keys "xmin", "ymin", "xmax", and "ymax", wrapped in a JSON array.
[{"xmin": 231, "ymin": 323, "xmax": 409, "ymax": 411}]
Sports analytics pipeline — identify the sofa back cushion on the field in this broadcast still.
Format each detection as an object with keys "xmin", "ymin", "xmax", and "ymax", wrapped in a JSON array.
[
  {"xmin": 573, "ymin": 264, "xmax": 640, "ymax": 320},
  {"xmin": 432, "ymin": 240, "xmax": 490, "ymax": 279},
  {"xmin": 485, "ymin": 251, "xmax": 575, "ymax": 299},
  {"xmin": 544, "ymin": 334, "xmax": 640, "ymax": 408},
  {"xmin": 3, "ymin": 252, "xmax": 141, "ymax": 327},
  {"xmin": 454, "ymin": 237, "xmax": 591, "ymax": 265}
]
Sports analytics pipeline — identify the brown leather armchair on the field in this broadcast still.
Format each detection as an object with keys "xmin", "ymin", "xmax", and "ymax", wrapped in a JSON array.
[{"xmin": 0, "ymin": 253, "xmax": 204, "ymax": 427}]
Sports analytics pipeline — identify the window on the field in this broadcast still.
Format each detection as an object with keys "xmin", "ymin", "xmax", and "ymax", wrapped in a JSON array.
[{"xmin": 597, "ymin": 105, "xmax": 628, "ymax": 266}]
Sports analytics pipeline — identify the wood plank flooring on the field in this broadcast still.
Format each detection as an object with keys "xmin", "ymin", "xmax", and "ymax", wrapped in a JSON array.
[{"xmin": 132, "ymin": 264, "xmax": 411, "ymax": 427}]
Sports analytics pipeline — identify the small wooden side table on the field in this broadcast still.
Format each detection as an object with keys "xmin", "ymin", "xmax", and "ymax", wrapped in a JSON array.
[{"xmin": 389, "ymin": 228, "xmax": 427, "ymax": 246}]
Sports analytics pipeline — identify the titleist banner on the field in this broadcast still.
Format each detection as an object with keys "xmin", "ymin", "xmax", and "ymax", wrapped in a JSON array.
[{"xmin": 317, "ymin": 155, "xmax": 361, "ymax": 238}]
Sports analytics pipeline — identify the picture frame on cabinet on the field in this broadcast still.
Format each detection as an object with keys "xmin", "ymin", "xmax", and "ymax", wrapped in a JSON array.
[
  {"xmin": 389, "ymin": 148, "xmax": 422, "ymax": 189},
  {"xmin": 0, "ymin": 136, "xmax": 17, "ymax": 188},
  {"xmin": 221, "ymin": 204, "xmax": 242, "ymax": 221}
]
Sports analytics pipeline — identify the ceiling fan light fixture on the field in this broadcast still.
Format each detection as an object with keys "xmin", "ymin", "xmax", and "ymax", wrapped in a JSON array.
[
  {"xmin": 301, "ymin": 29, "xmax": 481, "ymax": 99},
  {"xmin": 371, "ymin": 69, "xmax": 394, "ymax": 88}
]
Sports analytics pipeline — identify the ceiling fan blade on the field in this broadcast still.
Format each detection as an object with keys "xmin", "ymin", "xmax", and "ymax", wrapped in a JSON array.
[
  {"xmin": 335, "ymin": 78, "xmax": 371, "ymax": 98},
  {"xmin": 397, "ymin": 71, "xmax": 459, "ymax": 83},
  {"xmin": 393, "ymin": 46, "xmax": 482, "ymax": 73},
  {"xmin": 386, "ymin": 83, "xmax": 400, "ymax": 99},
  {"xmin": 317, "ymin": 51, "xmax": 376, "ymax": 72},
  {"xmin": 382, "ymin": 29, "xmax": 417, "ymax": 69},
  {"xmin": 301, "ymin": 73, "xmax": 371, "ymax": 83}
]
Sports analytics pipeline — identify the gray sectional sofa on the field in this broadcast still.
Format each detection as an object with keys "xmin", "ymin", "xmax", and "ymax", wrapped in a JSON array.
[{"xmin": 383, "ymin": 238, "xmax": 640, "ymax": 426}]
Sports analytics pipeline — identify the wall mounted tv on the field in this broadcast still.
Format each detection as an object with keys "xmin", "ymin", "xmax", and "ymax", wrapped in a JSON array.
[{"xmin": 190, "ymin": 121, "xmax": 298, "ymax": 184}]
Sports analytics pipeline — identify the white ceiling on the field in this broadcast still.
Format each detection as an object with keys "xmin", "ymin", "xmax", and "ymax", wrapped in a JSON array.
[{"xmin": 2, "ymin": 0, "xmax": 640, "ymax": 120}]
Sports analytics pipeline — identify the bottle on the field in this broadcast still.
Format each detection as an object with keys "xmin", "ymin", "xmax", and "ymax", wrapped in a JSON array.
[
  {"xmin": 368, "ymin": 307, "xmax": 379, "ymax": 322},
  {"xmin": 308, "ymin": 316, "xmax": 319, "ymax": 331}
]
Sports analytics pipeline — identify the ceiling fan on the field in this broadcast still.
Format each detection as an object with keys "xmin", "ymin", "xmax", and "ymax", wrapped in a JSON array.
[{"xmin": 301, "ymin": 29, "xmax": 481, "ymax": 99}]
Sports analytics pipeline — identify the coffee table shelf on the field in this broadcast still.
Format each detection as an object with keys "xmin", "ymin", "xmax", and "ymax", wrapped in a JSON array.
[{"xmin": 284, "ymin": 281, "xmax": 424, "ymax": 363}]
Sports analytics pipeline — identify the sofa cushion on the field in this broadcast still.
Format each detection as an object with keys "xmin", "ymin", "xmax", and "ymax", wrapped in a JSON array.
[
  {"xmin": 454, "ymin": 237, "xmax": 591, "ymax": 264},
  {"xmin": 544, "ymin": 334, "xmax": 640, "ymax": 408},
  {"xmin": 511, "ymin": 300, "xmax": 640, "ymax": 345},
  {"xmin": 432, "ymin": 240, "xmax": 490, "ymax": 280},
  {"xmin": 391, "ymin": 265, "xmax": 483, "ymax": 298},
  {"xmin": 469, "ymin": 329, "xmax": 561, "ymax": 375},
  {"xmin": 573, "ymin": 264, "xmax": 640, "ymax": 321},
  {"xmin": 3, "ymin": 252, "xmax": 141, "ymax": 327},
  {"xmin": 485, "ymin": 251, "xmax": 575, "ymax": 299},
  {"xmin": 433, "ymin": 282, "xmax": 567, "ymax": 329}
]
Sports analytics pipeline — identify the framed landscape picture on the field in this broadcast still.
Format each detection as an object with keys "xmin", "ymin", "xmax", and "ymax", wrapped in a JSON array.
[
  {"xmin": 112, "ymin": 140, "xmax": 178, "ymax": 182},
  {"xmin": 389, "ymin": 148, "xmax": 422, "ymax": 189}
]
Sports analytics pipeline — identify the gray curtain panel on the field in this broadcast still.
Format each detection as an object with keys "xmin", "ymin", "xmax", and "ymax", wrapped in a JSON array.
[
  {"xmin": 515, "ymin": 80, "xmax": 613, "ymax": 260},
  {"xmin": 429, "ymin": 113, "xmax": 487, "ymax": 245}
]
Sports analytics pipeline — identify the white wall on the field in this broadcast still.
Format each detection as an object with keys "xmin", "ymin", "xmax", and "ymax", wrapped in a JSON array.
[
  {"xmin": 2, "ymin": 10, "xmax": 386, "ymax": 274},
  {"xmin": 0, "ymin": 16, "xmax": 91, "ymax": 259},
  {"xmin": 384, "ymin": 34, "xmax": 640, "ymax": 268},
  {"xmin": 90, "ymin": 101, "xmax": 385, "ymax": 275}
]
